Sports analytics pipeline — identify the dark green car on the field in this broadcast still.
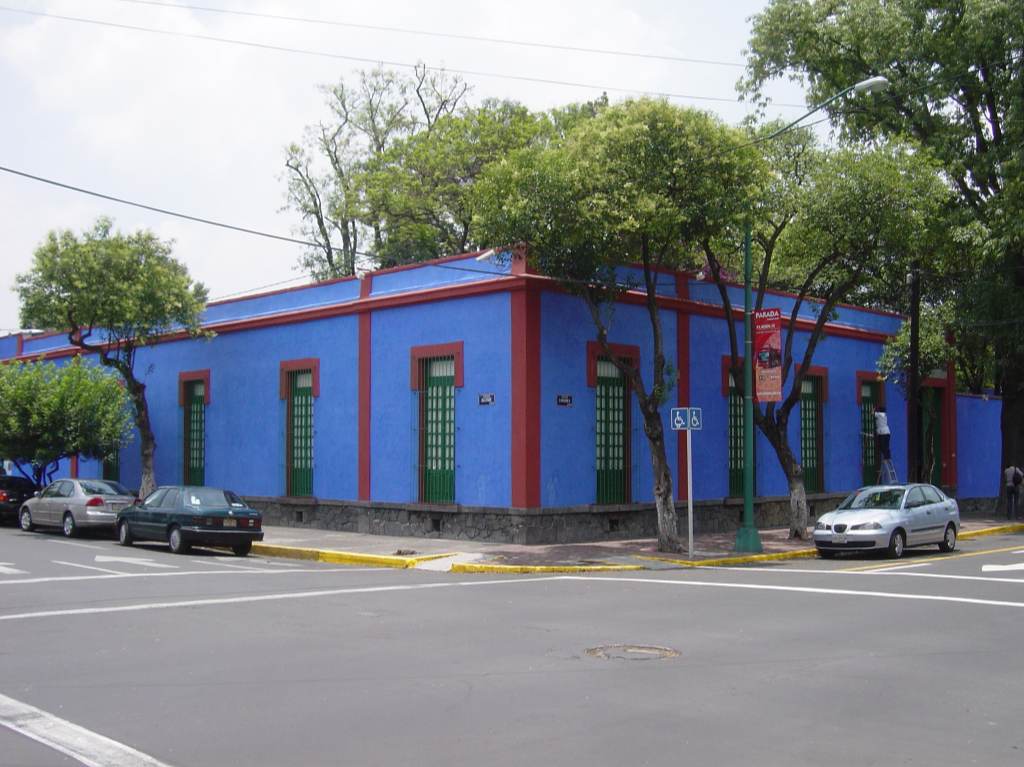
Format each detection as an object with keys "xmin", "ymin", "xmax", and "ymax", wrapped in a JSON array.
[{"xmin": 116, "ymin": 486, "xmax": 263, "ymax": 556}]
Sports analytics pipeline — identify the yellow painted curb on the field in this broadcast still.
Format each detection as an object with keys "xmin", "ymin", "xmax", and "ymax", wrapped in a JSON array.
[
  {"xmin": 251, "ymin": 543, "xmax": 416, "ymax": 569},
  {"xmin": 959, "ymin": 523, "xmax": 1024, "ymax": 540},
  {"xmin": 451, "ymin": 562, "xmax": 644, "ymax": 574},
  {"xmin": 407, "ymin": 552, "xmax": 460, "ymax": 563},
  {"xmin": 638, "ymin": 548, "xmax": 819, "ymax": 568}
]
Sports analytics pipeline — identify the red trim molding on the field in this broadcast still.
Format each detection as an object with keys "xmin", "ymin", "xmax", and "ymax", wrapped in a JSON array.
[
  {"xmin": 279, "ymin": 358, "xmax": 320, "ymax": 399},
  {"xmin": 676, "ymin": 273, "xmax": 691, "ymax": 501},
  {"xmin": 586, "ymin": 341, "xmax": 640, "ymax": 387},
  {"xmin": 511, "ymin": 281, "xmax": 541, "ymax": 507},
  {"xmin": 70, "ymin": 454, "xmax": 79, "ymax": 479},
  {"xmin": 178, "ymin": 369, "xmax": 211, "ymax": 406},
  {"xmin": 945, "ymin": 358, "xmax": 958, "ymax": 489},
  {"xmin": 15, "ymin": 334, "xmax": 23, "ymax": 357},
  {"xmin": 358, "ymin": 275, "xmax": 373, "ymax": 500},
  {"xmin": 855, "ymin": 370, "xmax": 885, "ymax": 406},
  {"xmin": 410, "ymin": 342, "xmax": 464, "ymax": 389}
]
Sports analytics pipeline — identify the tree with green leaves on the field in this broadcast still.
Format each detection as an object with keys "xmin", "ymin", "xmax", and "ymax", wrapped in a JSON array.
[
  {"xmin": 474, "ymin": 99, "xmax": 758, "ymax": 552},
  {"xmin": 743, "ymin": 0, "xmax": 1024, "ymax": 482},
  {"xmin": 15, "ymin": 219, "xmax": 208, "ymax": 497},
  {"xmin": 0, "ymin": 358, "xmax": 133, "ymax": 486},
  {"xmin": 284, "ymin": 64, "xmax": 469, "ymax": 276},
  {"xmin": 704, "ymin": 139, "xmax": 952, "ymax": 537}
]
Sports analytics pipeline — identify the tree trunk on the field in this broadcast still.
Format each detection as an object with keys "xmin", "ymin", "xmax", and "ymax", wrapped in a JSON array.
[
  {"xmin": 786, "ymin": 471, "xmax": 810, "ymax": 540},
  {"xmin": 640, "ymin": 405, "xmax": 683, "ymax": 553},
  {"xmin": 126, "ymin": 378, "xmax": 157, "ymax": 498}
]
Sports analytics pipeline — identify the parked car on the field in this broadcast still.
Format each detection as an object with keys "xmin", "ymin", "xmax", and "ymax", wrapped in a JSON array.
[
  {"xmin": 116, "ymin": 485, "xmax": 263, "ymax": 556},
  {"xmin": 19, "ymin": 478, "xmax": 136, "ymax": 537},
  {"xmin": 814, "ymin": 483, "xmax": 960, "ymax": 559},
  {"xmin": 1, "ymin": 475, "xmax": 40, "ymax": 525}
]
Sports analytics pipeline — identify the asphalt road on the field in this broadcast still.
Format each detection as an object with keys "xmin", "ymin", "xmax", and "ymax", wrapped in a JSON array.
[{"xmin": 2, "ymin": 524, "xmax": 1023, "ymax": 767}]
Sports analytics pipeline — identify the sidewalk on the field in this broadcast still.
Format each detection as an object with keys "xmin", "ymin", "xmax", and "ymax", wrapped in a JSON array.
[{"xmin": 252, "ymin": 516, "xmax": 1024, "ymax": 572}]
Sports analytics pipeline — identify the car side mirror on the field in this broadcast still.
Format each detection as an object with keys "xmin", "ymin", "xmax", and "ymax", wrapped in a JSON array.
[{"xmin": 33, "ymin": 490, "xmax": 40, "ymax": 498}]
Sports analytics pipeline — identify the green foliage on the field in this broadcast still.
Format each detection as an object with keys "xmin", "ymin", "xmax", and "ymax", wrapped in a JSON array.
[
  {"xmin": 474, "ymin": 98, "xmax": 762, "ymax": 287},
  {"xmin": 0, "ymin": 358, "xmax": 133, "ymax": 485},
  {"xmin": 16, "ymin": 218, "xmax": 208, "ymax": 354}
]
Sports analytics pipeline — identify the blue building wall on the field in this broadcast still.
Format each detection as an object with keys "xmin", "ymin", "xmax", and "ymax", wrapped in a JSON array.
[
  {"xmin": 370, "ymin": 292, "xmax": 512, "ymax": 507},
  {"xmin": 538, "ymin": 292, "xmax": 679, "ymax": 506},
  {"xmin": 0, "ymin": 260, "xmax": 1003, "ymax": 508},
  {"xmin": 956, "ymin": 395, "xmax": 1001, "ymax": 497}
]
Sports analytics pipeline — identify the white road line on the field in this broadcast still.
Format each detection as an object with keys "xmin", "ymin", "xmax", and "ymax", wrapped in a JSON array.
[
  {"xmin": 880, "ymin": 571, "xmax": 1024, "ymax": 584},
  {"xmin": 48, "ymin": 540, "xmax": 105, "ymax": 550},
  {"xmin": 0, "ymin": 578, "xmax": 554, "ymax": 621},
  {"xmin": 0, "ymin": 563, "xmax": 28, "ymax": 575},
  {"xmin": 0, "ymin": 691, "xmax": 173, "ymax": 767},
  {"xmin": 53, "ymin": 560, "xmax": 128, "ymax": 575},
  {"xmin": 562, "ymin": 575, "xmax": 1024, "ymax": 609},
  {"xmin": 0, "ymin": 567, "xmax": 391, "ymax": 586},
  {"xmin": 864, "ymin": 562, "xmax": 934, "ymax": 571},
  {"xmin": 982, "ymin": 563, "xmax": 1024, "ymax": 572},
  {"xmin": 714, "ymin": 566, "xmax": 1024, "ymax": 584},
  {"xmin": 188, "ymin": 559, "xmax": 261, "ymax": 570}
]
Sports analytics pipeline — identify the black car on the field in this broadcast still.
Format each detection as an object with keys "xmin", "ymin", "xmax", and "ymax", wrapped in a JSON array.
[
  {"xmin": 0, "ymin": 475, "xmax": 39, "ymax": 524},
  {"xmin": 116, "ymin": 485, "xmax": 264, "ymax": 556}
]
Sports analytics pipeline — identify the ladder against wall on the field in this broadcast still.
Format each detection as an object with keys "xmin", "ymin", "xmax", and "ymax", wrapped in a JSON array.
[{"xmin": 878, "ymin": 459, "xmax": 898, "ymax": 485}]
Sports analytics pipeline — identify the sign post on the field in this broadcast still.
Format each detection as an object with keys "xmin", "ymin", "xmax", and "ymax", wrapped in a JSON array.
[{"xmin": 670, "ymin": 406, "xmax": 702, "ymax": 558}]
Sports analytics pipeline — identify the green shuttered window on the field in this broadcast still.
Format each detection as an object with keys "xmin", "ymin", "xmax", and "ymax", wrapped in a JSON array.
[
  {"xmin": 801, "ymin": 377, "xmax": 824, "ymax": 493},
  {"xmin": 287, "ymin": 370, "xmax": 314, "ymax": 497},
  {"xmin": 184, "ymin": 380, "xmax": 205, "ymax": 486},
  {"xmin": 420, "ymin": 357, "xmax": 455, "ymax": 503},
  {"xmin": 596, "ymin": 359, "xmax": 629, "ymax": 504},
  {"xmin": 728, "ymin": 374, "xmax": 744, "ymax": 497},
  {"xmin": 860, "ymin": 382, "xmax": 879, "ymax": 486}
]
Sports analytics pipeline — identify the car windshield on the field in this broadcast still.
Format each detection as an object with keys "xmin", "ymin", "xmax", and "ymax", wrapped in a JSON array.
[
  {"xmin": 837, "ymin": 488, "xmax": 905, "ymax": 511},
  {"xmin": 183, "ymin": 488, "xmax": 246, "ymax": 508},
  {"xmin": 80, "ymin": 480, "xmax": 131, "ymax": 496}
]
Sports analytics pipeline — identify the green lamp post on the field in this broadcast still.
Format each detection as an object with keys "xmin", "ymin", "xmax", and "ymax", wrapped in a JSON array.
[{"xmin": 734, "ymin": 75, "xmax": 890, "ymax": 554}]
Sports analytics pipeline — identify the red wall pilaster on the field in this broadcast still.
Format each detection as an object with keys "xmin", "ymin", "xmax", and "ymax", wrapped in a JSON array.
[
  {"xmin": 511, "ymin": 279, "xmax": 541, "ymax": 508},
  {"xmin": 675, "ymin": 272, "xmax": 690, "ymax": 501},
  {"xmin": 358, "ymin": 274, "xmax": 373, "ymax": 500}
]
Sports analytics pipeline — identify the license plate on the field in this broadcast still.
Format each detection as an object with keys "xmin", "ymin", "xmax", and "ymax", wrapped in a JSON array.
[
  {"xmin": 831, "ymin": 533, "xmax": 847, "ymax": 544},
  {"xmin": 223, "ymin": 519, "xmax": 237, "ymax": 528}
]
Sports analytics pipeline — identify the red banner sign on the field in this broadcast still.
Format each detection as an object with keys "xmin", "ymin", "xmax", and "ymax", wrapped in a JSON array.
[{"xmin": 754, "ymin": 308, "xmax": 782, "ymax": 402}]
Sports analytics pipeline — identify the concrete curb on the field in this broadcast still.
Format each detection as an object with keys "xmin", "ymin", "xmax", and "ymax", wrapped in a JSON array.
[
  {"xmin": 638, "ymin": 548, "xmax": 819, "ymax": 568},
  {"xmin": 959, "ymin": 523, "xmax": 1024, "ymax": 540},
  {"xmin": 451, "ymin": 562, "xmax": 644, "ymax": 574},
  {"xmin": 252, "ymin": 543, "xmax": 424, "ymax": 569}
]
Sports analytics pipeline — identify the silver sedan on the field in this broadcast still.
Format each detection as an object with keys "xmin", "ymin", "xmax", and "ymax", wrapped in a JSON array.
[
  {"xmin": 19, "ymin": 478, "xmax": 137, "ymax": 537},
  {"xmin": 814, "ymin": 484, "xmax": 960, "ymax": 559}
]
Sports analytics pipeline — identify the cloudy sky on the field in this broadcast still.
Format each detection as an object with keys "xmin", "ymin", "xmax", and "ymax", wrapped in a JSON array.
[{"xmin": 0, "ymin": 0, "xmax": 809, "ymax": 334}]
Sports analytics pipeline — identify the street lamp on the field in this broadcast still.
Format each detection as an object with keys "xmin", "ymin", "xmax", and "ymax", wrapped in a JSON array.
[{"xmin": 734, "ymin": 75, "xmax": 890, "ymax": 554}]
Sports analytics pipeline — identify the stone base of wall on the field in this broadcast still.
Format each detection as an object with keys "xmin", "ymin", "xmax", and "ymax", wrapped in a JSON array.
[{"xmin": 243, "ymin": 493, "xmax": 1005, "ymax": 546}]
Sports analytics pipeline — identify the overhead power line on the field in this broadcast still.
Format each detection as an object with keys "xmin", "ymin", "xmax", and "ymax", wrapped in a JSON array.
[
  {"xmin": 0, "ymin": 5, "xmax": 806, "ymax": 108},
  {"xmin": 113, "ymin": 0, "xmax": 748, "ymax": 68}
]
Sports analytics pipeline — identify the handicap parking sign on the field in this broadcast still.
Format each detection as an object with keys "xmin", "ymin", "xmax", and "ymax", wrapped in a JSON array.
[
  {"xmin": 688, "ymin": 407, "xmax": 702, "ymax": 431},
  {"xmin": 670, "ymin": 407, "xmax": 688, "ymax": 431}
]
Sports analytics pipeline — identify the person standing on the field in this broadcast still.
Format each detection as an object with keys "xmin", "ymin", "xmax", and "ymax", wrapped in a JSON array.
[
  {"xmin": 874, "ymin": 405, "xmax": 892, "ymax": 462},
  {"xmin": 1004, "ymin": 464, "xmax": 1023, "ymax": 520}
]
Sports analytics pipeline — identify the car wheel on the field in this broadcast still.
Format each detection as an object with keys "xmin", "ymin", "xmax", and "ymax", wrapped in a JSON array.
[
  {"xmin": 167, "ymin": 526, "xmax": 190, "ymax": 555},
  {"xmin": 117, "ymin": 521, "xmax": 133, "ymax": 546},
  {"xmin": 19, "ymin": 508, "xmax": 34, "ymax": 532},
  {"xmin": 817, "ymin": 548, "xmax": 836, "ymax": 559},
  {"xmin": 939, "ymin": 523, "xmax": 957, "ymax": 553},
  {"xmin": 232, "ymin": 540, "xmax": 252, "ymax": 557},
  {"xmin": 887, "ymin": 529, "xmax": 906, "ymax": 559},
  {"xmin": 62, "ymin": 513, "xmax": 78, "ymax": 538}
]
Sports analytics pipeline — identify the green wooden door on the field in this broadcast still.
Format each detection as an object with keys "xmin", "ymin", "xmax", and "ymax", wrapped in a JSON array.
[
  {"xmin": 420, "ymin": 357, "xmax": 455, "ymax": 503},
  {"xmin": 801, "ymin": 377, "xmax": 823, "ymax": 493},
  {"xmin": 860, "ymin": 382, "xmax": 880, "ymax": 486},
  {"xmin": 102, "ymin": 450, "xmax": 120, "ymax": 483},
  {"xmin": 184, "ymin": 380, "xmax": 205, "ymax": 486},
  {"xmin": 596, "ymin": 359, "xmax": 629, "ymax": 504},
  {"xmin": 287, "ymin": 370, "xmax": 314, "ymax": 496},
  {"xmin": 921, "ymin": 387, "xmax": 942, "ymax": 485}
]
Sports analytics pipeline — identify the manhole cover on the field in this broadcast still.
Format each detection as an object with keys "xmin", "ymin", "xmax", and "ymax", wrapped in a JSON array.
[{"xmin": 585, "ymin": 644, "xmax": 679, "ymax": 661}]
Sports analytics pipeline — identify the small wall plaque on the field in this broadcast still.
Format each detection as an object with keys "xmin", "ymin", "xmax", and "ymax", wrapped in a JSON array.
[
  {"xmin": 478, "ymin": 393, "xmax": 495, "ymax": 405},
  {"xmin": 556, "ymin": 394, "xmax": 574, "ymax": 407}
]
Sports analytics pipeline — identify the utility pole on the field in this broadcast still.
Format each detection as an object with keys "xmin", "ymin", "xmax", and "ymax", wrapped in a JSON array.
[{"xmin": 907, "ymin": 262, "xmax": 921, "ymax": 482}]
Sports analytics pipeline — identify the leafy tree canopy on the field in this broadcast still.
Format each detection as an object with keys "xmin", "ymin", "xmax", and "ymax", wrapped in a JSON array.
[{"xmin": 0, "ymin": 358, "xmax": 133, "ymax": 486}]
